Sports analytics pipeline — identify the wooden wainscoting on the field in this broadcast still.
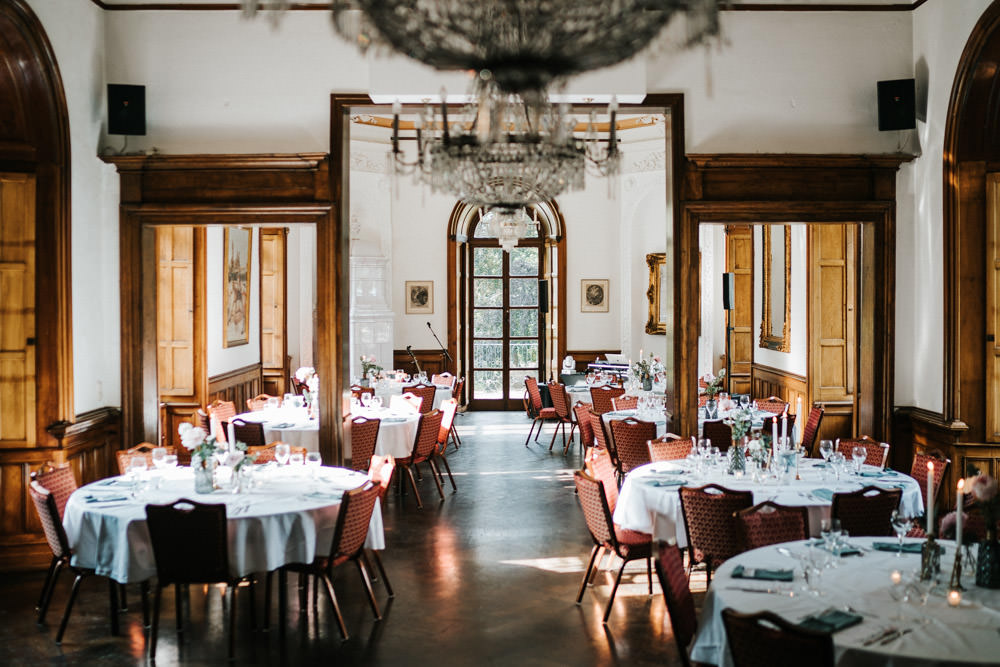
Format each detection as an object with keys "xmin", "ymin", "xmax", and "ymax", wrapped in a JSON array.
[
  {"xmin": 751, "ymin": 364, "xmax": 807, "ymax": 415},
  {"xmin": 208, "ymin": 363, "xmax": 263, "ymax": 413},
  {"xmin": 566, "ymin": 350, "xmax": 623, "ymax": 374},
  {"xmin": 159, "ymin": 401, "xmax": 200, "ymax": 451},
  {"xmin": 0, "ymin": 408, "xmax": 120, "ymax": 572},
  {"xmin": 893, "ymin": 407, "xmax": 970, "ymax": 509},
  {"xmin": 392, "ymin": 349, "xmax": 450, "ymax": 380}
]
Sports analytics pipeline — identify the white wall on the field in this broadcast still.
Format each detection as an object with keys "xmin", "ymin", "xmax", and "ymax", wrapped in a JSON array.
[
  {"xmin": 205, "ymin": 227, "xmax": 260, "ymax": 376},
  {"xmin": 753, "ymin": 224, "xmax": 808, "ymax": 377},
  {"xmin": 286, "ymin": 224, "xmax": 316, "ymax": 373}
]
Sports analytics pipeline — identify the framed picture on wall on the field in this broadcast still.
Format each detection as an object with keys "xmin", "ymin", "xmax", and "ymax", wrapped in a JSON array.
[
  {"xmin": 223, "ymin": 226, "xmax": 252, "ymax": 347},
  {"xmin": 405, "ymin": 280, "xmax": 433, "ymax": 314},
  {"xmin": 581, "ymin": 279, "xmax": 609, "ymax": 313}
]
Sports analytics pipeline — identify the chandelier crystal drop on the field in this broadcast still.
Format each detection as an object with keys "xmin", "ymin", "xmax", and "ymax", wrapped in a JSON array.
[{"xmin": 478, "ymin": 206, "xmax": 539, "ymax": 253}]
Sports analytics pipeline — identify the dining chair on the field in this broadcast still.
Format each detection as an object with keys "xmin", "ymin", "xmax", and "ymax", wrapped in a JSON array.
[
  {"xmin": 573, "ymin": 401, "xmax": 596, "ymax": 450},
  {"xmin": 229, "ymin": 418, "xmax": 267, "ymax": 447},
  {"xmin": 395, "ymin": 409, "xmax": 445, "ymax": 508},
  {"xmin": 584, "ymin": 447, "xmax": 619, "ymax": 512},
  {"xmin": 759, "ymin": 413, "xmax": 797, "ymax": 442},
  {"xmin": 611, "ymin": 394, "xmax": 638, "ymax": 411},
  {"xmin": 449, "ymin": 376, "xmax": 466, "ymax": 449},
  {"xmin": 194, "ymin": 408, "xmax": 211, "ymax": 433},
  {"xmin": 431, "ymin": 371, "xmax": 455, "ymax": 388},
  {"xmin": 573, "ymin": 470, "xmax": 653, "ymax": 624},
  {"xmin": 799, "ymin": 403, "xmax": 825, "ymax": 456},
  {"xmin": 754, "ymin": 396, "xmax": 787, "ymax": 415},
  {"xmin": 350, "ymin": 384, "xmax": 375, "ymax": 400},
  {"xmin": 721, "ymin": 608, "xmax": 834, "ymax": 667},
  {"xmin": 207, "ymin": 399, "xmax": 237, "ymax": 424},
  {"xmin": 836, "ymin": 435, "xmax": 889, "ymax": 469},
  {"xmin": 247, "ymin": 442, "xmax": 307, "ymax": 463},
  {"xmin": 679, "ymin": 484, "xmax": 754, "ymax": 583},
  {"xmin": 29, "ymin": 479, "xmax": 122, "ymax": 644},
  {"xmin": 524, "ymin": 376, "xmax": 559, "ymax": 447},
  {"xmin": 546, "ymin": 381, "xmax": 578, "ymax": 453},
  {"xmin": 734, "ymin": 501, "xmax": 809, "ymax": 551},
  {"xmin": 347, "ymin": 414, "xmax": 381, "ymax": 473},
  {"xmin": 246, "ymin": 393, "xmax": 275, "ymax": 412},
  {"xmin": 434, "ymin": 398, "xmax": 459, "ymax": 492},
  {"xmin": 648, "ymin": 433, "xmax": 691, "ymax": 462},
  {"xmin": 145, "ymin": 498, "xmax": 249, "ymax": 660},
  {"xmin": 831, "ymin": 485, "xmax": 902, "ymax": 537},
  {"xmin": 654, "ymin": 542, "xmax": 698, "ymax": 667},
  {"xmin": 587, "ymin": 408, "xmax": 621, "ymax": 475},
  {"xmin": 269, "ymin": 482, "xmax": 383, "ymax": 640},
  {"xmin": 31, "ymin": 464, "xmax": 80, "ymax": 620},
  {"xmin": 608, "ymin": 417, "xmax": 655, "ymax": 475},
  {"xmin": 701, "ymin": 420, "xmax": 732, "ymax": 453},
  {"xmin": 365, "ymin": 455, "xmax": 396, "ymax": 598},
  {"xmin": 403, "ymin": 382, "xmax": 437, "ymax": 414},
  {"xmin": 910, "ymin": 449, "xmax": 950, "ymax": 525},
  {"xmin": 589, "ymin": 385, "xmax": 625, "ymax": 415},
  {"xmin": 115, "ymin": 442, "xmax": 175, "ymax": 475}
]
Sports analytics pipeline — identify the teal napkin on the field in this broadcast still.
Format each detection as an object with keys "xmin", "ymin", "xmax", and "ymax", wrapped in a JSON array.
[
  {"xmin": 643, "ymin": 478, "xmax": 686, "ymax": 487},
  {"xmin": 872, "ymin": 542, "xmax": 943, "ymax": 555},
  {"xmin": 382, "ymin": 417, "xmax": 407, "ymax": 423},
  {"xmin": 85, "ymin": 494, "xmax": 129, "ymax": 503},
  {"xmin": 731, "ymin": 564, "xmax": 794, "ymax": 582},
  {"xmin": 811, "ymin": 488, "xmax": 835, "ymax": 501},
  {"xmin": 858, "ymin": 471, "xmax": 884, "ymax": 477},
  {"xmin": 810, "ymin": 539, "xmax": 861, "ymax": 557},
  {"xmin": 799, "ymin": 609, "xmax": 863, "ymax": 634}
]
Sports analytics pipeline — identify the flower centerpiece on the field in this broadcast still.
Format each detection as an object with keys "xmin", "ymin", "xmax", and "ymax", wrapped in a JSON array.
[
  {"xmin": 724, "ymin": 404, "xmax": 755, "ymax": 475},
  {"xmin": 702, "ymin": 369, "xmax": 726, "ymax": 398},
  {"xmin": 970, "ymin": 473, "xmax": 1000, "ymax": 587},
  {"xmin": 632, "ymin": 353, "xmax": 663, "ymax": 391},
  {"xmin": 360, "ymin": 355, "xmax": 383, "ymax": 386},
  {"xmin": 178, "ymin": 423, "xmax": 254, "ymax": 493},
  {"xmin": 294, "ymin": 365, "xmax": 316, "ymax": 387}
]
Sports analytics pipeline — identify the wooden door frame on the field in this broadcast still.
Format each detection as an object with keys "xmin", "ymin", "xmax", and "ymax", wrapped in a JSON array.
[
  {"xmin": 105, "ymin": 153, "xmax": 344, "ymax": 464},
  {"xmin": 676, "ymin": 155, "xmax": 908, "ymax": 441}
]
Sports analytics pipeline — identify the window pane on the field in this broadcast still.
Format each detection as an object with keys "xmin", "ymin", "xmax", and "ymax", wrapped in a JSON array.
[
  {"xmin": 509, "ymin": 278, "xmax": 538, "ymax": 307},
  {"xmin": 473, "ymin": 370, "xmax": 503, "ymax": 399},
  {"xmin": 509, "ymin": 309, "xmax": 538, "ymax": 337},
  {"xmin": 509, "ymin": 370, "xmax": 537, "ymax": 399},
  {"xmin": 473, "ymin": 309, "xmax": 502, "ymax": 338},
  {"xmin": 509, "ymin": 247, "xmax": 538, "ymax": 276},
  {"xmin": 474, "ymin": 247, "xmax": 502, "ymax": 276},
  {"xmin": 473, "ymin": 340, "xmax": 502, "ymax": 369},
  {"xmin": 474, "ymin": 278, "xmax": 503, "ymax": 307},
  {"xmin": 509, "ymin": 340, "xmax": 538, "ymax": 369}
]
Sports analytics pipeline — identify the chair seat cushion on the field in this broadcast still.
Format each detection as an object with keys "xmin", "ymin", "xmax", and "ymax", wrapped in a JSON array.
[
  {"xmin": 537, "ymin": 408, "xmax": 558, "ymax": 418},
  {"xmin": 610, "ymin": 526, "xmax": 653, "ymax": 559}
]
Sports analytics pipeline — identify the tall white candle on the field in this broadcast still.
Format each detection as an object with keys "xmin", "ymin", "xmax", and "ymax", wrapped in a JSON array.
[
  {"xmin": 781, "ymin": 410, "xmax": 788, "ymax": 442},
  {"xmin": 927, "ymin": 462, "xmax": 935, "ymax": 535},
  {"xmin": 772, "ymin": 416, "xmax": 779, "ymax": 460},
  {"xmin": 227, "ymin": 422, "xmax": 235, "ymax": 450},
  {"xmin": 956, "ymin": 479, "xmax": 965, "ymax": 549},
  {"xmin": 796, "ymin": 397, "xmax": 803, "ymax": 443}
]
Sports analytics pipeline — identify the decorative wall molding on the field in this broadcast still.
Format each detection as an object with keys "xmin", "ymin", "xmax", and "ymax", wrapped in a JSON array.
[
  {"xmin": 349, "ymin": 148, "xmax": 388, "ymax": 175},
  {"xmin": 90, "ymin": 1, "xmax": 928, "ymax": 11},
  {"xmin": 623, "ymin": 150, "xmax": 666, "ymax": 174}
]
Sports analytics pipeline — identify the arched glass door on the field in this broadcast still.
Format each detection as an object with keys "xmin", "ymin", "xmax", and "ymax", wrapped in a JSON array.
[{"xmin": 468, "ymin": 220, "xmax": 543, "ymax": 410}]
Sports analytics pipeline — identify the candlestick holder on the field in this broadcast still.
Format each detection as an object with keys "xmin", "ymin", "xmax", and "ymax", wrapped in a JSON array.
[
  {"xmin": 920, "ymin": 534, "xmax": 942, "ymax": 582},
  {"xmin": 949, "ymin": 547, "xmax": 965, "ymax": 591}
]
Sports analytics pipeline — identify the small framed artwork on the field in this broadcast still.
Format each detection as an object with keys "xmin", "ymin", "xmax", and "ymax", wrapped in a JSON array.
[
  {"xmin": 581, "ymin": 279, "xmax": 609, "ymax": 313},
  {"xmin": 405, "ymin": 280, "xmax": 434, "ymax": 314},
  {"xmin": 223, "ymin": 226, "xmax": 253, "ymax": 348}
]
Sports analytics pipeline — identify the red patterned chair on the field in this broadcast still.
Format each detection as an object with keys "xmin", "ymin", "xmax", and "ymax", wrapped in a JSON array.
[
  {"xmin": 754, "ymin": 396, "xmax": 787, "ymax": 415},
  {"xmin": 648, "ymin": 434, "xmax": 692, "ymax": 462},
  {"xmin": 573, "ymin": 471, "xmax": 653, "ymax": 624},
  {"xmin": 229, "ymin": 419, "xmax": 267, "ymax": 448},
  {"xmin": 364, "ymin": 455, "xmax": 396, "ymax": 597},
  {"xmin": 836, "ymin": 435, "xmax": 889, "ymax": 469},
  {"xmin": 608, "ymin": 417, "xmax": 656, "ymax": 475},
  {"xmin": 347, "ymin": 414, "xmax": 381, "ymax": 473},
  {"xmin": 721, "ymin": 608, "xmax": 834, "ymax": 667},
  {"xmin": 734, "ymin": 501, "xmax": 809, "ymax": 552},
  {"xmin": 573, "ymin": 402, "xmax": 596, "ymax": 450},
  {"xmin": 831, "ymin": 485, "xmax": 902, "ymax": 537},
  {"xmin": 584, "ymin": 447, "xmax": 620, "ymax": 512},
  {"xmin": 395, "ymin": 409, "xmax": 445, "ymax": 508},
  {"xmin": 611, "ymin": 394, "xmax": 638, "ymax": 411},
  {"xmin": 547, "ymin": 381, "xmax": 578, "ymax": 453},
  {"xmin": 434, "ymin": 398, "xmax": 459, "ymax": 492},
  {"xmin": 910, "ymin": 449, "xmax": 950, "ymax": 521},
  {"xmin": 799, "ymin": 403, "xmax": 825, "ymax": 456},
  {"xmin": 116, "ymin": 442, "xmax": 177, "ymax": 475},
  {"xmin": 403, "ymin": 382, "xmax": 437, "ymax": 414},
  {"xmin": 701, "ymin": 419, "xmax": 733, "ymax": 453},
  {"xmin": 246, "ymin": 393, "xmax": 275, "ymax": 412},
  {"xmin": 207, "ymin": 399, "xmax": 237, "ymax": 424},
  {"xmin": 760, "ymin": 413, "xmax": 797, "ymax": 443},
  {"xmin": 524, "ymin": 376, "xmax": 559, "ymax": 447},
  {"xmin": 247, "ymin": 442, "xmax": 307, "ymax": 463},
  {"xmin": 589, "ymin": 384, "xmax": 626, "ymax": 415},
  {"xmin": 679, "ymin": 484, "xmax": 754, "ymax": 583},
  {"xmin": 350, "ymin": 385, "xmax": 375, "ymax": 400},
  {"xmin": 655, "ymin": 542, "xmax": 698, "ymax": 667}
]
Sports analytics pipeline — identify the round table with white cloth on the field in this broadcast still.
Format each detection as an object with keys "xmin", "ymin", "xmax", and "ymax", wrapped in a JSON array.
[
  {"xmin": 62, "ymin": 466, "xmax": 383, "ymax": 584},
  {"xmin": 351, "ymin": 407, "xmax": 420, "ymax": 459},
  {"xmin": 690, "ymin": 537, "xmax": 1000, "ymax": 667},
  {"xmin": 233, "ymin": 407, "xmax": 318, "ymax": 452},
  {"xmin": 613, "ymin": 458, "xmax": 924, "ymax": 548},
  {"xmin": 601, "ymin": 409, "xmax": 669, "ymax": 436},
  {"xmin": 374, "ymin": 381, "xmax": 451, "ymax": 411}
]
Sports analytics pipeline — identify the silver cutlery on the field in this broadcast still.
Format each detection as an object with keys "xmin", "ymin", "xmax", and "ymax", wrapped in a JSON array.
[
  {"xmin": 879, "ymin": 627, "xmax": 912, "ymax": 645},
  {"xmin": 722, "ymin": 585, "xmax": 790, "ymax": 595},
  {"xmin": 862, "ymin": 627, "xmax": 898, "ymax": 646}
]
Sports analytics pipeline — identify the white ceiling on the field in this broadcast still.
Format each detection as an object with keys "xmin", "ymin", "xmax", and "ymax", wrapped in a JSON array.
[{"xmin": 98, "ymin": 1, "xmax": 918, "ymax": 7}]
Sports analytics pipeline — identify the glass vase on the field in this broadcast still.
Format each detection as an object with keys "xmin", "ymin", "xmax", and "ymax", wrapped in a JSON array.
[
  {"xmin": 976, "ymin": 535, "xmax": 1000, "ymax": 588},
  {"xmin": 705, "ymin": 398, "xmax": 718, "ymax": 419},
  {"xmin": 728, "ymin": 438, "xmax": 746, "ymax": 475},
  {"xmin": 193, "ymin": 461, "xmax": 215, "ymax": 494},
  {"xmin": 642, "ymin": 376, "xmax": 652, "ymax": 391}
]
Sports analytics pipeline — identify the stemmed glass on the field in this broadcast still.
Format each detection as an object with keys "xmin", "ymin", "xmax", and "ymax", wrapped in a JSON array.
[
  {"xmin": 891, "ymin": 510, "xmax": 913, "ymax": 557},
  {"xmin": 151, "ymin": 447, "xmax": 167, "ymax": 489},
  {"xmin": 739, "ymin": 394, "xmax": 750, "ymax": 409},
  {"xmin": 360, "ymin": 393, "xmax": 372, "ymax": 409},
  {"xmin": 128, "ymin": 456, "xmax": 148, "ymax": 497},
  {"xmin": 274, "ymin": 443, "xmax": 291, "ymax": 466},
  {"xmin": 370, "ymin": 395, "xmax": 383, "ymax": 410},
  {"xmin": 818, "ymin": 440, "xmax": 834, "ymax": 479},
  {"xmin": 305, "ymin": 452, "xmax": 322, "ymax": 480},
  {"xmin": 852, "ymin": 445, "xmax": 868, "ymax": 475},
  {"xmin": 829, "ymin": 451, "xmax": 846, "ymax": 480}
]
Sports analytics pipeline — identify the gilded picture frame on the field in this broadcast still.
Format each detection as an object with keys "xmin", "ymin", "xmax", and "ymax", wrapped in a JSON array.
[
  {"xmin": 760, "ymin": 224, "xmax": 791, "ymax": 352},
  {"xmin": 223, "ymin": 226, "xmax": 252, "ymax": 348},
  {"xmin": 645, "ymin": 252, "xmax": 667, "ymax": 334}
]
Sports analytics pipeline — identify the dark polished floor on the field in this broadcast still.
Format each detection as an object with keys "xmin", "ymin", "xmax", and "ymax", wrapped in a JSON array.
[{"xmin": 0, "ymin": 411, "xmax": 702, "ymax": 665}]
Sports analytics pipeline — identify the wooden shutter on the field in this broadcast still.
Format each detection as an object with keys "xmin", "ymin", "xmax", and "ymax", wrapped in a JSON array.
[
  {"xmin": 0, "ymin": 174, "xmax": 36, "ymax": 446},
  {"xmin": 986, "ymin": 174, "xmax": 1000, "ymax": 441},
  {"xmin": 726, "ymin": 225, "xmax": 753, "ymax": 396},
  {"xmin": 259, "ymin": 228, "xmax": 288, "ymax": 396},
  {"xmin": 156, "ymin": 227, "xmax": 196, "ymax": 396}
]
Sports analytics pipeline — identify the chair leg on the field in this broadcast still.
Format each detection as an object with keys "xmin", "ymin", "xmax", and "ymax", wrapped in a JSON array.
[
  {"xmin": 175, "ymin": 583, "xmax": 184, "ymax": 635},
  {"xmin": 37, "ymin": 558, "xmax": 64, "ymax": 625},
  {"xmin": 278, "ymin": 570, "xmax": 288, "ymax": 631},
  {"xmin": 55, "ymin": 573, "xmax": 84, "ymax": 645},
  {"xmin": 426, "ymin": 459, "xmax": 445, "ymax": 501},
  {"xmin": 576, "ymin": 545, "xmax": 601, "ymax": 604},
  {"xmin": 247, "ymin": 578, "xmax": 257, "ymax": 631},
  {"xmin": 141, "ymin": 580, "xmax": 150, "ymax": 628},
  {"xmin": 647, "ymin": 556, "xmax": 653, "ymax": 595},
  {"xmin": 226, "ymin": 584, "xmax": 236, "ymax": 661},
  {"xmin": 355, "ymin": 559, "xmax": 381, "ymax": 620},
  {"xmin": 148, "ymin": 585, "xmax": 162, "ymax": 661},
  {"xmin": 524, "ymin": 418, "xmax": 538, "ymax": 447},
  {"xmin": 119, "ymin": 582, "xmax": 128, "ymax": 612},
  {"xmin": 404, "ymin": 466, "xmax": 423, "ymax": 509},
  {"xmin": 590, "ymin": 547, "xmax": 608, "ymax": 585},
  {"xmin": 451, "ymin": 425, "xmax": 462, "ymax": 449},
  {"xmin": 36, "ymin": 556, "xmax": 59, "ymax": 612},
  {"xmin": 369, "ymin": 549, "xmax": 394, "ymax": 598},
  {"xmin": 263, "ymin": 571, "xmax": 273, "ymax": 631},
  {"xmin": 603, "ymin": 559, "xmax": 629, "ymax": 624},
  {"xmin": 438, "ymin": 454, "xmax": 457, "ymax": 492},
  {"xmin": 563, "ymin": 423, "xmax": 579, "ymax": 455},
  {"xmin": 320, "ymin": 573, "xmax": 348, "ymax": 641},
  {"xmin": 108, "ymin": 578, "xmax": 120, "ymax": 636}
]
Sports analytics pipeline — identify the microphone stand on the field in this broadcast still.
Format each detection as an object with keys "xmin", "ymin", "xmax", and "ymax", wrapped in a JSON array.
[{"xmin": 426, "ymin": 322, "xmax": 453, "ymax": 372}]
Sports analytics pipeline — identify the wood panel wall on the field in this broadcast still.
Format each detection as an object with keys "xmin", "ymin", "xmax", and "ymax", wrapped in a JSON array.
[
  {"xmin": 751, "ymin": 364, "xmax": 807, "ymax": 417},
  {"xmin": 208, "ymin": 362, "xmax": 263, "ymax": 413},
  {"xmin": 725, "ymin": 226, "xmax": 753, "ymax": 395},
  {"xmin": 565, "ymin": 349, "xmax": 624, "ymax": 375},
  {"xmin": 391, "ymin": 349, "xmax": 449, "ymax": 381}
]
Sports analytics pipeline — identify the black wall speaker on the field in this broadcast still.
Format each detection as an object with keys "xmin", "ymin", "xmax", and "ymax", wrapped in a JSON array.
[
  {"xmin": 722, "ymin": 272, "xmax": 735, "ymax": 311},
  {"xmin": 539, "ymin": 279, "xmax": 549, "ymax": 314},
  {"xmin": 877, "ymin": 79, "xmax": 916, "ymax": 131},
  {"xmin": 108, "ymin": 84, "xmax": 146, "ymax": 136}
]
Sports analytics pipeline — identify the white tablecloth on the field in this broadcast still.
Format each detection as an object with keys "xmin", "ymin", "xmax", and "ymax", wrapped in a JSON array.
[
  {"xmin": 691, "ymin": 537, "xmax": 1000, "ymax": 667},
  {"xmin": 374, "ymin": 381, "xmax": 451, "ymax": 411},
  {"xmin": 601, "ymin": 409, "xmax": 669, "ymax": 436},
  {"xmin": 699, "ymin": 407, "xmax": 799, "ymax": 442},
  {"xmin": 234, "ymin": 408, "xmax": 318, "ymax": 452},
  {"xmin": 352, "ymin": 407, "xmax": 420, "ymax": 459},
  {"xmin": 63, "ymin": 466, "xmax": 384, "ymax": 584},
  {"xmin": 613, "ymin": 459, "xmax": 924, "ymax": 548}
]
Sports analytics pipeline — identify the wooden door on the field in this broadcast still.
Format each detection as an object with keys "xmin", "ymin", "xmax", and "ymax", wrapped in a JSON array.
[
  {"xmin": 986, "ymin": 174, "xmax": 1000, "ymax": 441},
  {"xmin": 0, "ymin": 174, "xmax": 36, "ymax": 446},
  {"xmin": 726, "ymin": 225, "xmax": 753, "ymax": 396},
  {"xmin": 259, "ymin": 228, "xmax": 288, "ymax": 397},
  {"xmin": 808, "ymin": 223, "xmax": 857, "ymax": 441}
]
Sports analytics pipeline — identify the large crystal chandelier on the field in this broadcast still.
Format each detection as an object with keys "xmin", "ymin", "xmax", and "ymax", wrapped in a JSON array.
[{"xmin": 478, "ymin": 206, "xmax": 539, "ymax": 253}]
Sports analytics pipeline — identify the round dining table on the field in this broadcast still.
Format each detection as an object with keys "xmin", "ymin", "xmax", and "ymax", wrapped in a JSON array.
[
  {"xmin": 613, "ymin": 458, "xmax": 924, "ymax": 548},
  {"xmin": 374, "ymin": 381, "xmax": 452, "ymax": 411},
  {"xmin": 690, "ymin": 537, "xmax": 1000, "ymax": 666},
  {"xmin": 62, "ymin": 465, "xmax": 384, "ymax": 584}
]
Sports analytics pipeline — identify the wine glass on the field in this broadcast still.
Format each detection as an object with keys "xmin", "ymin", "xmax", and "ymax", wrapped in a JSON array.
[
  {"xmin": 370, "ymin": 395, "xmax": 383, "ymax": 410},
  {"xmin": 128, "ymin": 456, "xmax": 148, "ymax": 497},
  {"xmin": 891, "ymin": 510, "xmax": 913, "ymax": 557},
  {"xmin": 360, "ymin": 392, "xmax": 372, "ymax": 409},
  {"xmin": 852, "ymin": 445, "xmax": 867, "ymax": 475},
  {"xmin": 151, "ymin": 447, "xmax": 167, "ymax": 470},
  {"xmin": 739, "ymin": 394, "xmax": 750, "ymax": 409},
  {"xmin": 289, "ymin": 452, "xmax": 304, "ymax": 467},
  {"xmin": 283, "ymin": 392, "xmax": 295, "ymax": 408},
  {"xmin": 305, "ymin": 452, "xmax": 322, "ymax": 480},
  {"xmin": 829, "ymin": 451, "xmax": 846, "ymax": 480},
  {"xmin": 274, "ymin": 443, "xmax": 291, "ymax": 466},
  {"xmin": 163, "ymin": 453, "xmax": 178, "ymax": 469}
]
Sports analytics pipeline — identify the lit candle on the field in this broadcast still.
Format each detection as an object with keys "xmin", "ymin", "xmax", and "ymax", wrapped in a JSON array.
[
  {"xmin": 772, "ymin": 417, "xmax": 779, "ymax": 460},
  {"xmin": 948, "ymin": 589, "xmax": 962, "ymax": 607},
  {"xmin": 796, "ymin": 397, "xmax": 803, "ymax": 443},
  {"xmin": 890, "ymin": 569, "xmax": 902, "ymax": 585},
  {"xmin": 227, "ymin": 421, "xmax": 235, "ymax": 451},
  {"xmin": 781, "ymin": 410, "xmax": 788, "ymax": 442},
  {"xmin": 927, "ymin": 462, "xmax": 935, "ymax": 535},
  {"xmin": 956, "ymin": 478, "xmax": 965, "ymax": 549}
]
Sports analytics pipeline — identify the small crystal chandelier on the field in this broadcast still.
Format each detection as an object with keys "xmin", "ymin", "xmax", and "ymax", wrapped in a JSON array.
[{"xmin": 478, "ymin": 206, "xmax": 539, "ymax": 252}]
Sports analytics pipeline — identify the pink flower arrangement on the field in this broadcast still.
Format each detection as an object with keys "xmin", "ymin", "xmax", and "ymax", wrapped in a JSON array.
[{"xmin": 968, "ymin": 473, "xmax": 1000, "ymax": 538}]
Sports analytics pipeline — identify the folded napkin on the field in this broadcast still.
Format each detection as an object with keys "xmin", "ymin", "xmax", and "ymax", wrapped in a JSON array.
[
  {"xmin": 875, "ymin": 482, "xmax": 906, "ymax": 489},
  {"xmin": 820, "ymin": 543, "xmax": 861, "ymax": 557},
  {"xmin": 731, "ymin": 564, "xmax": 794, "ymax": 582},
  {"xmin": 811, "ymin": 462, "xmax": 830, "ymax": 469},
  {"xmin": 857, "ymin": 471, "xmax": 884, "ymax": 477},
  {"xmin": 271, "ymin": 422, "xmax": 295, "ymax": 429},
  {"xmin": 85, "ymin": 494, "xmax": 129, "ymax": 503},
  {"xmin": 644, "ymin": 479, "xmax": 687, "ymax": 487},
  {"xmin": 811, "ymin": 488, "xmax": 835, "ymax": 502},
  {"xmin": 872, "ymin": 542, "xmax": 939, "ymax": 554},
  {"xmin": 96, "ymin": 478, "xmax": 129, "ymax": 487},
  {"xmin": 382, "ymin": 417, "xmax": 408, "ymax": 424},
  {"xmin": 649, "ymin": 469, "xmax": 686, "ymax": 476},
  {"xmin": 798, "ymin": 609, "xmax": 863, "ymax": 634},
  {"xmin": 302, "ymin": 491, "xmax": 343, "ymax": 502}
]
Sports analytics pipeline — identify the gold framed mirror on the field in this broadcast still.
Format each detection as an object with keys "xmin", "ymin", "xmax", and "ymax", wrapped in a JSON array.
[
  {"xmin": 760, "ymin": 224, "xmax": 791, "ymax": 352},
  {"xmin": 645, "ymin": 252, "xmax": 667, "ymax": 335}
]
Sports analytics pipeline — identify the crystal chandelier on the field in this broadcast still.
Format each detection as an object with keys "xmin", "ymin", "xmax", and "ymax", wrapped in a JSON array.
[{"xmin": 478, "ymin": 206, "xmax": 539, "ymax": 252}]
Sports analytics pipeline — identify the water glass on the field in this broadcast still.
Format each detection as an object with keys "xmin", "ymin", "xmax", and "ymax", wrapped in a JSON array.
[
  {"xmin": 289, "ymin": 452, "xmax": 304, "ymax": 467},
  {"xmin": 305, "ymin": 452, "xmax": 322, "ymax": 479},
  {"xmin": 266, "ymin": 396, "xmax": 281, "ymax": 410},
  {"xmin": 283, "ymin": 393, "xmax": 296, "ymax": 408},
  {"xmin": 274, "ymin": 443, "xmax": 291, "ymax": 466},
  {"xmin": 829, "ymin": 451, "xmax": 846, "ymax": 480},
  {"xmin": 163, "ymin": 453, "xmax": 178, "ymax": 469},
  {"xmin": 151, "ymin": 447, "xmax": 167, "ymax": 470},
  {"xmin": 128, "ymin": 456, "xmax": 148, "ymax": 497},
  {"xmin": 890, "ymin": 510, "xmax": 912, "ymax": 556}
]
